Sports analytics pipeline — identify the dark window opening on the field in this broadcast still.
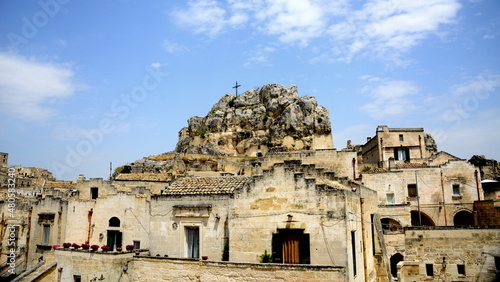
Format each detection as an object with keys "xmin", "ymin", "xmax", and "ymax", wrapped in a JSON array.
[
  {"xmin": 133, "ymin": 240, "xmax": 140, "ymax": 250},
  {"xmin": 42, "ymin": 224, "xmax": 50, "ymax": 245},
  {"xmin": 351, "ymin": 231, "xmax": 357, "ymax": 276},
  {"xmin": 411, "ymin": 211, "xmax": 435, "ymax": 226},
  {"xmin": 74, "ymin": 275, "xmax": 81, "ymax": 282},
  {"xmin": 91, "ymin": 187, "xmax": 98, "ymax": 199},
  {"xmin": 381, "ymin": 218, "xmax": 402, "ymax": 233},
  {"xmin": 454, "ymin": 211, "xmax": 474, "ymax": 226},
  {"xmin": 407, "ymin": 184, "xmax": 417, "ymax": 198},
  {"xmin": 394, "ymin": 147, "xmax": 410, "ymax": 161},
  {"xmin": 452, "ymin": 184, "xmax": 460, "ymax": 195},
  {"xmin": 109, "ymin": 217, "xmax": 120, "ymax": 227},
  {"xmin": 426, "ymin": 264, "xmax": 434, "ymax": 276},
  {"xmin": 399, "ymin": 134, "xmax": 404, "ymax": 142},
  {"xmin": 457, "ymin": 264, "xmax": 466, "ymax": 275},
  {"xmin": 370, "ymin": 214, "xmax": 376, "ymax": 255},
  {"xmin": 272, "ymin": 229, "xmax": 310, "ymax": 264}
]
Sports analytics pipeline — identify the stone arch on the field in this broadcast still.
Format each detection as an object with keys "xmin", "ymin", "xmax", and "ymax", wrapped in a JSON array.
[
  {"xmin": 390, "ymin": 253, "xmax": 404, "ymax": 278},
  {"xmin": 453, "ymin": 210, "xmax": 474, "ymax": 226},
  {"xmin": 410, "ymin": 211, "xmax": 435, "ymax": 226},
  {"xmin": 109, "ymin": 217, "xmax": 120, "ymax": 227},
  {"xmin": 381, "ymin": 217, "xmax": 402, "ymax": 232}
]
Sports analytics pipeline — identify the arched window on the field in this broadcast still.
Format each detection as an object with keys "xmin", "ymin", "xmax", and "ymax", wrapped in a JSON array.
[
  {"xmin": 410, "ymin": 211, "xmax": 435, "ymax": 226},
  {"xmin": 381, "ymin": 218, "xmax": 402, "ymax": 233},
  {"xmin": 109, "ymin": 217, "xmax": 120, "ymax": 227},
  {"xmin": 454, "ymin": 210, "xmax": 474, "ymax": 226},
  {"xmin": 390, "ymin": 253, "xmax": 404, "ymax": 278}
]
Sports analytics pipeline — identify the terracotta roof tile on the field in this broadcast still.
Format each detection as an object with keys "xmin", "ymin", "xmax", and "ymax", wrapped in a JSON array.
[{"xmin": 164, "ymin": 176, "xmax": 252, "ymax": 195}]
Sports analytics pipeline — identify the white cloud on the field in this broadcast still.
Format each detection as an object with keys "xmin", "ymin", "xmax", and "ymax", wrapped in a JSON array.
[
  {"xmin": 0, "ymin": 52, "xmax": 83, "ymax": 120},
  {"xmin": 150, "ymin": 62, "xmax": 161, "ymax": 69},
  {"xmin": 172, "ymin": 0, "xmax": 460, "ymax": 61},
  {"xmin": 162, "ymin": 40, "xmax": 188, "ymax": 54},
  {"xmin": 361, "ymin": 78, "xmax": 419, "ymax": 119},
  {"xmin": 329, "ymin": 0, "xmax": 461, "ymax": 62},
  {"xmin": 243, "ymin": 45, "xmax": 276, "ymax": 67},
  {"xmin": 171, "ymin": 0, "xmax": 228, "ymax": 38}
]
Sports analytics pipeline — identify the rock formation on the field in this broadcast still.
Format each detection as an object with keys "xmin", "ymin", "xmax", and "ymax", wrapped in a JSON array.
[{"xmin": 175, "ymin": 83, "xmax": 333, "ymax": 156}]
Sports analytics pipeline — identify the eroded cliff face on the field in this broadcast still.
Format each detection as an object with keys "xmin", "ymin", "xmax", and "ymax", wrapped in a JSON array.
[{"xmin": 175, "ymin": 83, "xmax": 333, "ymax": 156}]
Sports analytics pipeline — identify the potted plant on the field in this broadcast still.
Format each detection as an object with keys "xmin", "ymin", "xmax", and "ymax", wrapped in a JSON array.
[
  {"xmin": 116, "ymin": 247, "xmax": 122, "ymax": 252},
  {"xmin": 72, "ymin": 243, "xmax": 80, "ymax": 249},
  {"xmin": 81, "ymin": 244, "xmax": 90, "ymax": 250},
  {"xmin": 62, "ymin": 242, "xmax": 72, "ymax": 248},
  {"xmin": 52, "ymin": 245, "xmax": 60, "ymax": 249},
  {"xmin": 126, "ymin": 244, "xmax": 134, "ymax": 251},
  {"xmin": 90, "ymin": 244, "xmax": 99, "ymax": 251},
  {"xmin": 202, "ymin": 256, "xmax": 208, "ymax": 260},
  {"xmin": 101, "ymin": 245, "xmax": 111, "ymax": 252}
]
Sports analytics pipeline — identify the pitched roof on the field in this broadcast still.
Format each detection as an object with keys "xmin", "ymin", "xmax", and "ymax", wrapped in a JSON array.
[{"xmin": 163, "ymin": 176, "xmax": 253, "ymax": 195}]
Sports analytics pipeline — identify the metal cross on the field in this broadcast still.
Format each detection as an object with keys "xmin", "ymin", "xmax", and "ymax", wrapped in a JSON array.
[{"xmin": 233, "ymin": 81, "xmax": 241, "ymax": 96}]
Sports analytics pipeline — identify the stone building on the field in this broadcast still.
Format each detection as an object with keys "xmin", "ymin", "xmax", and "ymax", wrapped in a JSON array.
[{"xmin": 0, "ymin": 84, "xmax": 499, "ymax": 281}]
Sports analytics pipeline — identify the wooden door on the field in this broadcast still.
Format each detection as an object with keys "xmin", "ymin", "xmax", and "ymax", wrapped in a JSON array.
[{"xmin": 282, "ymin": 235, "xmax": 300, "ymax": 264}]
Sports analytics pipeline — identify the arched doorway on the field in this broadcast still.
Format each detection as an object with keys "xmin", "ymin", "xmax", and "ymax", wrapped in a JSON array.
[
  {"xmin": 411, "ymin": 211, "xmax": 435, "ymax": 226},
  {"xmin": 390, "ymin": 253, "xmax": 404, "ymax": 278},
  {"xmin": 454, "ymin": 210, "xmax": 474, "ymax": 226}
]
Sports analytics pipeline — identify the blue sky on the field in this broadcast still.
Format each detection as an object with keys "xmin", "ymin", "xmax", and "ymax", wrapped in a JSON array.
[{"xmin": 1, "ymin": 0, "xmax": 499, "ymax": 181}]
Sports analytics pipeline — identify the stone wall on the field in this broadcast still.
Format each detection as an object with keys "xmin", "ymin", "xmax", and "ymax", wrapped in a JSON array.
[
  {"xmin": 400, "ymin": 226, "xmax": 500, "ymax": 281},
  {"xmin": 43, "ymin": 251, "xmax": 346, "ymax": 281},
  {"xmin": 128, "ymin": 257, "xmax": 346, "ymax": 282}
]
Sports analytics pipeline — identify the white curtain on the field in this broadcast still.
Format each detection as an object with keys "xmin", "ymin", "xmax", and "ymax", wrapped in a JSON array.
[{"xmin": 186, "ymin": 227, "xmax": 199, "ymax": 258}]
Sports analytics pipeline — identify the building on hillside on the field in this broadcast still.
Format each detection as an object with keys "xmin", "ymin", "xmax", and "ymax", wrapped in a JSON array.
[{"xmin": 360, "ymin": 126, "xmax": 438, "ymax": 169}]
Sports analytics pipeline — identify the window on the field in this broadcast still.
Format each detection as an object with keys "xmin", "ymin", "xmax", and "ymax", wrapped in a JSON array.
[
  {"xmin": 133, "ymin": 240, "xmax": 141, "ymax": 250},
  {"xmin": 457, "ymin": 264, "xmax": 466, "ymax": 275},
  {"xmin": 407, "ymin": 184, "xmax": 417, "ymax": 198},
  {"xmin": 452, "ymin": 184, "xmax": 460, "ymax": 196},
  {"xmin": 399, "ymin": 134, "xmax": 404, "ymax": 142},
  {"xmin": 386, "ymin": 193, "xmax": 395, "ymax": 204},
  {"xmin": 91, "ymin": 187, "xmax": 98, "ymax": 199},
  {"xmin": 351, "ymin": 231, "xmax": 357, "ymax": 276},
  {"xmin": 394, "ymin": 148, "xmax": 410, "ymax": 161},
  {"xmin": 74, "ymin": 275, "xmax": 81, "ymax": 282},
  {"xmin": 425, "ymin": 264, "xmax": 434, "ymax": 276},
  {"xmin": 186, "ymin": 227, "xmax": 199, "ymax": 258},
  {"xmin": 42, "ymin": 224, "xmax": 50, "ymax": 245},
  {"xmin": 109, "ymin": 217, "xmax": 120, "ymax": 227}
]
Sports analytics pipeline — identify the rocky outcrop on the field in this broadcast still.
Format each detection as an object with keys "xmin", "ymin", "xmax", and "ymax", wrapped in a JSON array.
[{"xmin": 175, "ymin": 83, "xmax": 333, "ymax": 156}]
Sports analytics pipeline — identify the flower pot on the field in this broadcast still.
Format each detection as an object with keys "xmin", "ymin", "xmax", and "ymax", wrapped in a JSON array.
[{"xmin": 202, "ymin": 256, "xmax": 208, "ymax": 260}]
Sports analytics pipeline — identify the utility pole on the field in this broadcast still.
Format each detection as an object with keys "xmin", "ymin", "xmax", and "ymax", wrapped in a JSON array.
[{"xmin": 415, "ymin": 171, "xmax": 422, "ymax": 226}]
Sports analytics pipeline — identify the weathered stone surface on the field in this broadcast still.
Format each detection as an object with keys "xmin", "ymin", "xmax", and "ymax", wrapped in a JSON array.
[{"xmin": 175, "ymin": 83, "xmax": 333, "ymax": 156}]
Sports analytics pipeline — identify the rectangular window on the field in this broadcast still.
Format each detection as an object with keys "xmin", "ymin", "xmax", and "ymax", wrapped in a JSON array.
[
  {"xmin": 133, "ymin": 240, "xmax": 140, "ymax": 250},
  {"xmin": 386, "ymin": 193, "xmax": 395, "ymax": 204},
  {"xmin": 91, "ymin": 187, "xmax": 98, "ymax": 199},
  {"xmin": 407, "ymin": 184, "xmax": 417, "ymax": 198},
  {"xmin": 351, "ymin": 231, "xmax": 357, "ymax": 276},
  {"xmin": 74, "ymin": 275, "xmax": 81, "ymax": 282},
  {"xmin": 42, "ymin": 224, "xmax": 50, "ymax": 245},
  {"xmin": 452, "ymin": 184, "xmax": 460, "ymax": 196},
  {"xmin": 426, "ymin": 264, "xmax": 434, "ymax": 276},
  {"xmin": 399, "ymin": 134, "xmax": 404, "ymax": 142},
  {"xmin": 394, "ymin": 148, "xmax": 410, "ymax": 161},
  {"xmin": 457, "ymin": 264, "xmax": 466, "ymax": 275},
  {"xmin": 186, "ymin": 227, "xmax": 200, "ymax": 258}
]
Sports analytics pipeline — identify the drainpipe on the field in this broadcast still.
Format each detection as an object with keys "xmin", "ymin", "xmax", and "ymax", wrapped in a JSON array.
[
  {"xmin": 87, "ymin": 209, "xmax": 93, "ymax": 244},
  {"xmin": 57, "ymin": 206, "xmax": 62, "ymax": 245},
  {"xmin": 360, "ymin": 198, "xmax": 369, "ymax": 282},
  {"xmin": 440, "ymin": 170, "xmax": 447, "ymax": 226},
  {"xmin": 474, "ymin": 170, "xmax": 481, "ymax": 201}
]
